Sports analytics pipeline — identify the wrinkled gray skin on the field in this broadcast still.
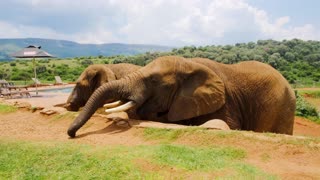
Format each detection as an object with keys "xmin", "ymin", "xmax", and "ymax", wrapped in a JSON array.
[
  {"xmin": 64, "ymin": 63, "xmax": 141, "ymax": 111},
  {"xmin": 68, "ymin": 56, "xmax": 296, "ymax": 138}
]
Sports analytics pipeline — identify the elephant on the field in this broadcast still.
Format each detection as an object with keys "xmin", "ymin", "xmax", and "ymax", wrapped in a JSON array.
[
  {"xmin": 64, "ymin": 63, "xmax": 141, "ymax": 111},
  {"xmin": 67, "ymin": 56, "xmax": 296, "ymax": 138}
]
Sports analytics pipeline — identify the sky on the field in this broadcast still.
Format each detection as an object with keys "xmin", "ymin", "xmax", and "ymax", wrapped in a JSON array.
[{"xmin": 0, "ymin": 0, "xmax": 319, "ymax": 46}]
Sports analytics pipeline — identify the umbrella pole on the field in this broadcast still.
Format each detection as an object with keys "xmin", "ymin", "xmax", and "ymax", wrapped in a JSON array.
[{"xmin": 33, "ymin": 58, "xmax": 38, "ymax": 95}]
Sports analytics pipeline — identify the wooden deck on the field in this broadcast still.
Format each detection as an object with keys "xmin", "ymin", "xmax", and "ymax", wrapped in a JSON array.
[{"xmin": 0, "ymin": 86, "xmax": 31, "ymax": 98}]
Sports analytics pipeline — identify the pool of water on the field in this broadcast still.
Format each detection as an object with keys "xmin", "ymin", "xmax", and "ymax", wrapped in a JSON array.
[{"xmin": 40, "ymin": 87, "xmax": 73, "ymax": 93}]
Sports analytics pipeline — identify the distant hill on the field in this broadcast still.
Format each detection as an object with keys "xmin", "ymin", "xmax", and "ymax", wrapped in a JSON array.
[{"xmin": 0, "ymin": 38, "xmax": 173, "ymax": 61}]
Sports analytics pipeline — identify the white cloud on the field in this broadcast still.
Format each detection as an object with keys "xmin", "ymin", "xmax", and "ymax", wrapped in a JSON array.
[
  {"xmin": 107, "ymin": 0, "xmax": 320, "ymax": 45},
  {"xmin": 0, "ymin": 21, "xmax": 64, "ymax": 39},
  {"xmin": 73, "ymin": 28, "xmax": 119, "ymax": 44},
  {"xmin": 246, "ymin": 4, "xmax": 318, "ymax": 41},
  {"xmin": 0, "ymin": 0, "xmax": 319, "ymax": 46},
  {"xmin": 0, "ymin": 21, "xmax": 118, "ymax": 44}
]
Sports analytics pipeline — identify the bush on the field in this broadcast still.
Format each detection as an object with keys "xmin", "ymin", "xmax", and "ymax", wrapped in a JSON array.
[
  {"xmin": 295, "ymin": 93, "xmax": 319, "ymax": 118},
  {"xmin": 10, "ymin": 62, "xmax": 16, "ymax": 66},
  {"xmin": 80, "ymin": 59, "xmax": 93, "ymax": 67}
]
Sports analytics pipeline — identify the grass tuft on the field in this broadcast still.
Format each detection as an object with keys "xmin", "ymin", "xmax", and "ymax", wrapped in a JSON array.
[
  {"xmin": 51, "ymin": 111, "xmax": 78, "ymax": 122},
  {"xmin": 143, "ymin": 127, "xmax": 203, "ymax": 143},
  {"xmin": 143, "ymin": 127, "xmax": 239, "ymax": 145},
  {"xmin": 0, "ymin": 103, "xmax": 17, "ymax": 113}
]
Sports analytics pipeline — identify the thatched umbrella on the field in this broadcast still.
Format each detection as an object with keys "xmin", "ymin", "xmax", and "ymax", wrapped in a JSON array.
[{"xmin": 11, "ymin": 45, "xmax": 54, "ymax": 95}]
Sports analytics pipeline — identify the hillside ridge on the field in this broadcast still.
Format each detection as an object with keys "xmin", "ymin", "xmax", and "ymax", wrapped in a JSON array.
[{"xmin": 0, "ymin": 38, "xmax": 173, "ymax": 60}]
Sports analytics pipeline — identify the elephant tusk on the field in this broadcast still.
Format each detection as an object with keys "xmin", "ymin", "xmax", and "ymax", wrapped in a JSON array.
[
  {"xmin": 105, "ymin": 101, "xmax": 136, "ymax": 114},
  {"xmin": 54, "ymin": 102, "xmax": 68, "ymax": 107},
  {"xmin": 103, "ymin": 100, "xmax": 123, "ymax": 108},
  {"xmin": 62, "ymin": 103, "xmax": 71, "ymax": 108}
]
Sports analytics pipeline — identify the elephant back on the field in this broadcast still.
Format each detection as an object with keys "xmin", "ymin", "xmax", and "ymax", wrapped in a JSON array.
[{"xmin": 106, "ymin": 63, "xmax": 141, "ymax": 79}]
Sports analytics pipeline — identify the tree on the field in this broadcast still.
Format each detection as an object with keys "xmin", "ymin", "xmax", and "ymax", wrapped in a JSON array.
[
  {"xmin": 257, "ymin": 40, "xmax": 268, "ymax": 46},
  {"xmin": 81, "ymin": 59, "xmax": 93, "ymax": 67},
  {"xmin": 313, "ymin": 73, "xmax": 320, "ymax": 82},
  {"xmin": 275, "ymin": 44, "xmax": 289, "ymax": 56},
  {"xmin": 11, "ymin": 71, "xmax": 32, "ymax": 81},
  {"xmin": 253, "ymin": 55, "xmax": 264, "ymax": 62},
  {"xmin": 268, "ymin": 53, "xmax": 281, "ymax": 68},
  {"xmin": 284, "ymin": 52, "xmax": 295, "ymax": 62},
  {"xmin": 305, "ymin": 53, "xmax": 320, "ymax": 63},
  {"xmin": 36, "ymin": 65, "xmax": 47, "ymax": 73},
  {"xmin": 247, "ymin": 42, "xmax": 256, "ymax": 49}
]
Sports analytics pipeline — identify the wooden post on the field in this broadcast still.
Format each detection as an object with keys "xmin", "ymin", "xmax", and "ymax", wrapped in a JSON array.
[{"xmin": 33, "ymin": 58, "xmax": 38, "ymax": 95}]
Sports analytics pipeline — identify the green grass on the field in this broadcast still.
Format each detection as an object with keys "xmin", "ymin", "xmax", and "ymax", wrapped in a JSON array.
[
  {"xmin": 143, "ymin": 127, "xmax": 239, "ymax": 144},
  {"xmin": 0, "ymin": 104, "xmax": 17, "ymax": 113},
  {"xmin": 143, "ymin": 127, "xmax": 205, "ymax": 143},
  {"xmin": 153, "ymin": 144, "xmax": 245, "ymax": 170},
  {"xmin": 0, "ymin": 140, "xmax": 146, "ymax": 179},
  {"xmin": 152, "ymin": 144, "xmax": 276, "ymax": 179},
  {"xmin": 143, "ymin": 127, "xmax": 320, "ymax": 149},
  {"xmin": 0, "ymin": 139, "xmax": 276, "ymax": 179}
]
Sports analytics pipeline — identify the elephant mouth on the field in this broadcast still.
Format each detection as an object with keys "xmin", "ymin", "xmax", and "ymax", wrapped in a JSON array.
[
  {"xmin": 101, "ymin": 99, "xmax": 171, "ymax": 122},
  {"xmin": 64, "ymin": 102, "xmax": 80, "ymax": 111},
  {"xmin": 157, "ymin": 110, "xmax": 169, "ymax": 118}
]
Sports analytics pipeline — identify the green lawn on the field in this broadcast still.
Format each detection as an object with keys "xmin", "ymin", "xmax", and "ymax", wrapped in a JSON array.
[
  {"xmin": 0, "ymin": 136, "xmax": 276, "ymax": 179},
  {"xmin": 0, "ymin": 119, "xmax": 319, "ymax": 179}
]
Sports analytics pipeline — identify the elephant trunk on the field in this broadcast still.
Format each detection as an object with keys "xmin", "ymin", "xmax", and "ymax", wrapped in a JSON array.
[{"xmin": 67, "ymin": 76, "xmax": 132, "ymax": 138}]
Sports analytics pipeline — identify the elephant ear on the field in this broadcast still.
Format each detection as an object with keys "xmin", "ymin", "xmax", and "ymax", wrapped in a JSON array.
[
  {"xmin": 80, "ymin": 65, "xmax": 116, "ymax": 89},
  {"xmin": 168, "ymin": 61, "xmax": 225, "ymax": 121}
]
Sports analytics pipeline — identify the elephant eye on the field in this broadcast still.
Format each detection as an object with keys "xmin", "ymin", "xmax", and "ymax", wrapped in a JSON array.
[
  {"xmin": 151, "ymin": 77, "xmax": 157, "ymax": 83},
  {"xmin": 149, "ymin": 74, "xmax": 161, "ymax": 84}
]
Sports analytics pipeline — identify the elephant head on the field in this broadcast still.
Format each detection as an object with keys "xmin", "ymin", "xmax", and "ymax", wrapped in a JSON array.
[
  {"xmin": 64, "ymin": 63, "xmax": 141, "ymax": 111},
  {"xmin": 64, "ymin": 64, "xmax": 116, "ymax": 111},
  {"xmin": 68, "ymin": 56, "xmax": 226, "ymax": 137}
]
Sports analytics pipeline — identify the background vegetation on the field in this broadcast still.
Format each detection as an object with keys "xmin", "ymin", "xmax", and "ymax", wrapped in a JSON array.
[{"xmin": 0, "ymin": 39, "xmax": 319, "ymax": 87}]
